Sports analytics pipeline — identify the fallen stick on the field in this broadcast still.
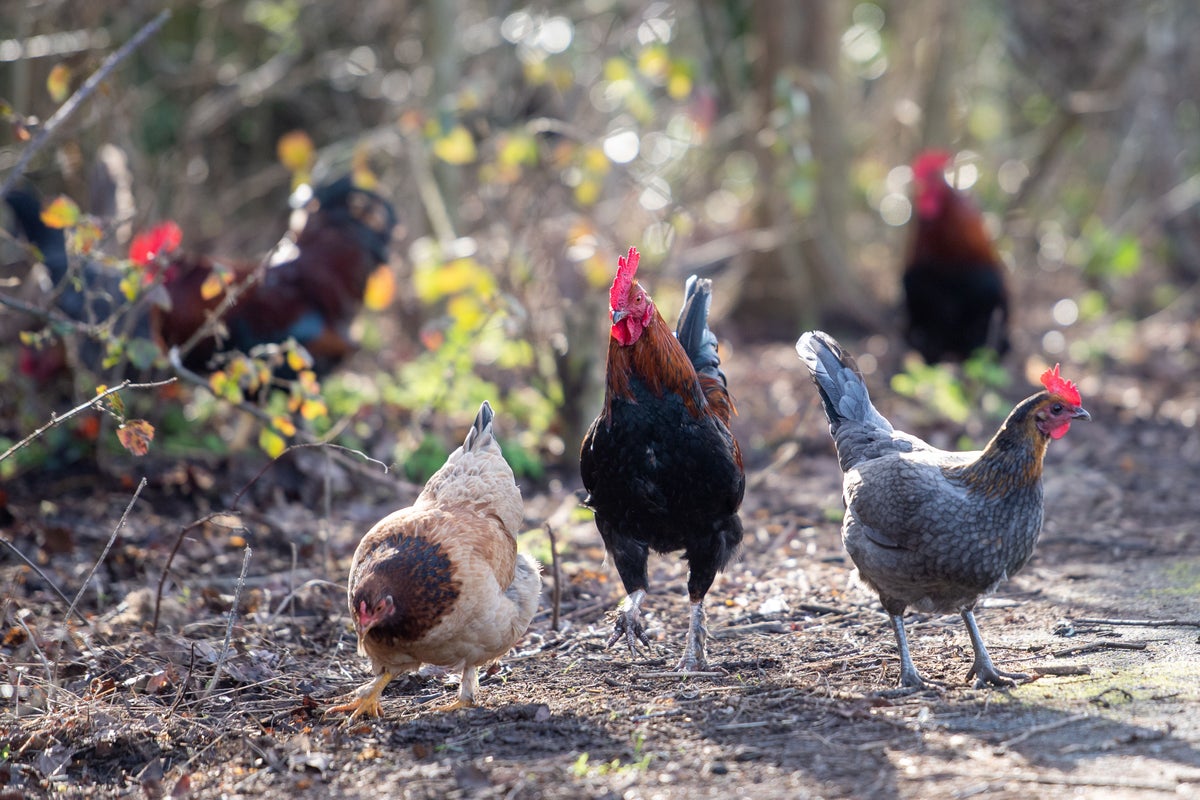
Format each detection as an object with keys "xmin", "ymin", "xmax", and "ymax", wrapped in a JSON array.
[
  {"xmin": 1052, "ymin": 640, "xmax": 1149, "ymax": 658},
  {"xmin": 1073, "ymin": 616, "xmax": 1200, "ymax": 628}
]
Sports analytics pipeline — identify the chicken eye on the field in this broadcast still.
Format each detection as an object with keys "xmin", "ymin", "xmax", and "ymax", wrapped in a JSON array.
[{"xmin": 1051, "ymin": 403, "xmax": 1064, "ymax": 414}]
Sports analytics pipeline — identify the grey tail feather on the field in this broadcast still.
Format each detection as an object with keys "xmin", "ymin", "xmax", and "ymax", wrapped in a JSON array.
[
  {"xmin": 795, "ymin": 330, "xmax": 892, "ymax": 433},
  {"xmin": 675, "ymin": 274, "xmax": 725, "ymax": 385},
  {"xmin": 463, "ymin": 400, "xmax": 495, "ymax": 451}
]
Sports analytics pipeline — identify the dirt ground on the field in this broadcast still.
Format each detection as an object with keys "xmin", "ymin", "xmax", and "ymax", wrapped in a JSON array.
[{"xmin": 2, "ymin": 328, "xmax": 1200, "ymax": 799}]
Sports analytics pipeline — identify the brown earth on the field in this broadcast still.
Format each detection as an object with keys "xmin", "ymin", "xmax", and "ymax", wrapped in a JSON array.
[{"xmin": 2, "ymin": 330, "xmax": 1200, "ymax": 800}]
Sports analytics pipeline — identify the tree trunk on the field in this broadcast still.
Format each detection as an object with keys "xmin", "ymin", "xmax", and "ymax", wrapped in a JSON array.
[{"xmin": 728, "ymin": 0, "xmax": 879, "ymax": 340}]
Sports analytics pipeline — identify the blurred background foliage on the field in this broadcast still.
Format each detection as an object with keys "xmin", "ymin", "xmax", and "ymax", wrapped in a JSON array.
[{"xmin": 1, "ymin": 0, "xmax": 1198, "ymax": 481}]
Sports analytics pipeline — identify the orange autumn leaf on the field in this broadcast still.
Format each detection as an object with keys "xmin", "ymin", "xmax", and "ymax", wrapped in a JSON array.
[
  {"xmin": 277, "ymin": 130, "xmax": 315, "ymax": 172},
  {"xmin": 41, "ymin": 196, "xmax": 80, "ymax": 229},
  {"xmin": 200, "ymin": 272, "xmax": 225, "ymax": 300},
  {"xmin": 271, "ymin": 415, "xmax": 297, "ymax": 437},
  {"xmin": 116, "ymin": 420, "xmax": 155, "ymax": 456},
  {"xmin": 363, "ymin": 265, "xmax": 396, "ymax": 310}
]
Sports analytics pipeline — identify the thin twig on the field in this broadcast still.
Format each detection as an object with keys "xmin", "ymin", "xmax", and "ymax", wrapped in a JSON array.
[
  {"xmin": 0, "ymin": 538, "xmax": 87, "ymax": 625},
  {"xmin": 1052, "ymin": 640, "xmax": 1150, "ymax": 658},
  {"xmin": 0, "ymin": 10, "xmax": 172, "ymax": 198},
  {"xmin": 545, "ymin": 522, "xmax": 561, "ymax": 632},
  {"xmin": 1072, "ymin": 616, "xmax": 1200, "ymax": 629},
  {"xmin": 203, "ymin": 544, "xmax": 252, "ymax": 699},
  {"xmin": 153, "ymin": 512, "xmax": 246, "ymax": 634},
  {"xmin": 0, "ymin": 379, "xmax": 175, "ymax": 464},
  {"xmin": 65, "ymin": 477, "xmax": 146, "ymax": 625}
]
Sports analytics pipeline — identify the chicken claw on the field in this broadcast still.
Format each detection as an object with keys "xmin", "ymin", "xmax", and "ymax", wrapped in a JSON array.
[
  {"xmin": 962, "ymin": 610, "xmax": 1027, "ymax": 689},
  {"xmin": 328, "ymin": 672, "xmax": 391, "ymax": 722},
  {"xmin": 605, "ymin": 610, "xmax": 651, "ymax": 654},
  {"xmin": 605, "ymin": 589, "xmax": 650, "ymax": 655}
]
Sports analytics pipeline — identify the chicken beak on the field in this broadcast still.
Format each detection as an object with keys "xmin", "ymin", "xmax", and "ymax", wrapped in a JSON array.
[
  {"xmin": 1072, "ymin": 406, "xmax": 1091, "ymax": 422},
  {"xmin": 611, "ymin": 308, "xmax": 628, "ymax": 324}
]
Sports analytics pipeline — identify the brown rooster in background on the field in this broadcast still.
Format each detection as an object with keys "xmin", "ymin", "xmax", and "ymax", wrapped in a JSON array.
[
  {"xmin": 797, "ymin": 331, "xmax": 1089, "ymax": 688},
  {"xmin": 3, "ymin": 176, "xmax": 396, "ymax": 382},
  {"xmin": 580, "ymin": 248, "xmax": 744, "ymax": 672},
  {"xmin": 902, "ymin": 150, "xmax": 1010, "ymax": 364},
  {"xmin": 332, "ymin": 401, "xmax": 541, "ymax": 719}
]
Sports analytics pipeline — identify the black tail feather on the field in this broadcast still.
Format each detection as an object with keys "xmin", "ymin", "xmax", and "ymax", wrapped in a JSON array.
[{"xmin": 675, "ymin": 275, "xmax": 725, "ymax": 386}]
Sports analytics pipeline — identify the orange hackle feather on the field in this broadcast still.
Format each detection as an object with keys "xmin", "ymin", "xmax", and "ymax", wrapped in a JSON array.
[
  {"xmin": 907, "ymin": 150, "xmax": 997, "ymax": 270},
  {"xmin": 603, "ymin": 310, "xmax": 706, "ymax": 420},
  {"xmin": 1039, "ymin": 364, "xmax": 1081, "ymax": 405}
]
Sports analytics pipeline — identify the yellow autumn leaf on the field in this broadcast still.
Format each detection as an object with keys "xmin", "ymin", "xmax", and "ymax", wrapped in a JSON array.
[
  {"xmin": 574, "ymin": 178, "xmax": 600, "ymax": 207},
  {"xmin": 637, "ymin": 45, "xmax": 670, "ymax": 82},
  {"xmin": 415, "ymin": 257, "xmax": 494, "ymax": 303},
  {"xmin": 498, "ymin": 133, "xmax": 539, "ymax": 168},
  {"xmin": 40, "ymin": 196, "xmax": 80, "ymax": 229},
  {"xmin": 118, "ymin": 272, "xmax": 141, "ymax": 303},
  {"xmin": 72, "ymin": 219, "xmax": 103, "ymax": 255},
  {"xmin": 581, "ymin": 146, "xmax": 610, "ymax": 176},
  {"xmin": 432, "ymin": 125, "xmax": 477, "ymax": 165},
  {"xmin": 200, "ymin": 272, "xmax": 225, "ymax": 301},
  {"xmin": 447, "ymin": 293, "xmax": 485, "ymax": 330},
  {"xmin": 363, "ymin": 265, "xmax": 396, "ymax": 311},
  {"xmin": 299, "ymin": 397, "xmax": 327, "ymax": 421},
  {"xmin": 351, "ymin": 146, "xmax": 379, "ymax": 190},
  {"xmin": 277, "ymin": 130, "xmax": 315, "ymax": 172},
  {"xmin": 583, "ymin": 254, "xmax": 614, "ymax": 289},
  {"xmin": 667, "ymin": 66, "xmax": 693, "ymax": 100},
  {"xmin": 46, "ymin": 63, "xmax": 71, "ymax": 102},
  {"xmin": 271, "ymin": 415, "xmax": 296, "ymax": 437},
  {"xmin": 258, "ymin": 428, "xmax": 287, "ymax": 459},
  {"xmin": 286, "ymin": 348, "xmax": 311, "ymax": 373},
  {"xmin": 603, "ymin": 57, "xmax": 633, "ymax": 82}
]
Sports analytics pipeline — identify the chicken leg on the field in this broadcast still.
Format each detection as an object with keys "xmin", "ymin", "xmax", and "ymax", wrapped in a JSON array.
[
  {"xmin": 434, "ymin": 664, "xmax": 479, "ymax": 712},
  {"xmin": 329, "ymin": 670, "xmax": 393, "ymax": 721},
  {"xmin": 675, "ymin": 599, "xmax": 709, "ymax": 672},
  {"xmin": 889, "ymin": 613, "xmax": 927, "ymax": 689},
  {"xmin": 962, "ymin": 610, "xmax": 1027, "ymax": 688}
]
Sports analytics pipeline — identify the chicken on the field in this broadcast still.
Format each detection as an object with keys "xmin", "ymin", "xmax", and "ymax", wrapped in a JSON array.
[
  {"xmin": 902, "ymin": 150, "xmax": 1010, "ymax": 364},
  {"xmin": 152, "ymin": 176, "xmax": 396, "ymax": 376},
  {"xmin": 331, "ymin": 401, "xmax": 541, "ymax": 719},
  {"xmin": 580, "ymin": 247, "xmax": 744, "ymax": 672},
  {"xmin": 796, "ymin": 330, "xmax": 1089, "ymax": 688},
  {"xmin": 3, "ymin": 176, "xmax": 396, "ymax": 381}
]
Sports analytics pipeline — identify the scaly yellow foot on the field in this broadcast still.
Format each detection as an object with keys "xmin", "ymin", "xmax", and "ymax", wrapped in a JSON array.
[
  {"xmin": 433, "ymin": 697, "xmax": 474, "ymax": 713},
  {"xmin": 328, "ymin": 672, "xmax": 391, "ymax": 722}
]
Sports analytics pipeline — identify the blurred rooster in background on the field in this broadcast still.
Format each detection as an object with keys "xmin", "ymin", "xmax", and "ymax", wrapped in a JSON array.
[
  {"xmin": 797, "ymin": 330, "xmax": 1089, "ymax": 688},
  {"xmin": 902, "ymin": 150, "xmax": 1010, "ymax": 364},
  {"xmin": 580, "ymin": 248, "xmax": 744, "ymax": 672},
  {"xmin": 333, "ymin": 401, "xmax": 541, "ymax": 718},
  {"xmin": 3, "ymin": 176, "xmax": 396, "ymax": 381}
]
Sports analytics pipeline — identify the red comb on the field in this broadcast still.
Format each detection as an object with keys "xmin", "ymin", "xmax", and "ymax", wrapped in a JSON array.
[
  {"xmin": 610, "ymin": 246, "xmax": 640, "ymax": 310},
  {"xmin": 1040, "ymin": 364, "xmax": 1081, "ymax": 405},
  {"xmin": 911, "ymin": 149, "xmax": 952, "ymax": 182}
]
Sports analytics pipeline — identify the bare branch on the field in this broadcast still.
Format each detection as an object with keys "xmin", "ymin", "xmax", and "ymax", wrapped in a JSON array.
[
  {"xmin": 65, "ymin": 477, "xmax": 147, "ymax": 626},
  {"xmin": 203, "ymin": 544, "xmax": 252, "ymax": 700},
  {"xmin": 0, "ymin": 378, "xmax": 176, "ymax": 464},
  {"xmin": 0, "ymin": 10, "xmax": 173, "ymax": 197},
  {"xmin": 0, "ymin": 538, "xmax": 88, "ymax": 625}
]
